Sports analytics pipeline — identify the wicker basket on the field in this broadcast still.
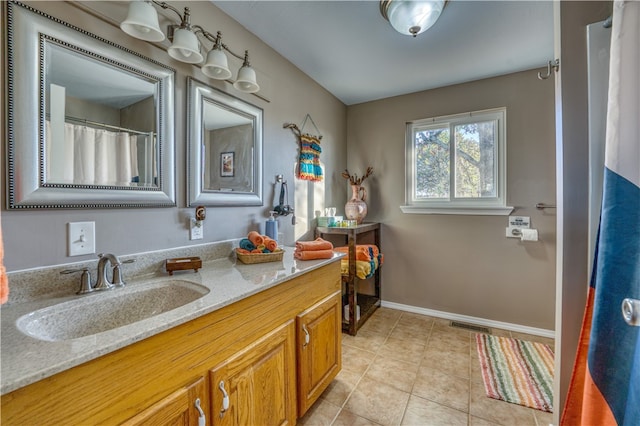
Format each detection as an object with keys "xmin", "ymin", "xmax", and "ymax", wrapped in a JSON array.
[{"xmin": 236, "ymin": 248, "xmax": 284, "ymax": 264}]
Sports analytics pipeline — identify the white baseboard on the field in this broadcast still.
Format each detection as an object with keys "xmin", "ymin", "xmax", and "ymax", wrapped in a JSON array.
[{"xmin": 381, "ymin": 301, "xmax": 555, "ymax": 339}]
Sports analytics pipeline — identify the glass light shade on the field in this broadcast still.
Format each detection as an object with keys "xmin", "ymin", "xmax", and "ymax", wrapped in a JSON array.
[
  {"xmin": 202, "ymin": 48, "xmax": 232, "ymax": 80},
  {"xmin": 387, "ymin": 0, "xmax": 445, "ymax": 37},
  {"xmin": 120, "ymin": 1, "xmax": 165, "ymax": 42},
  {"xmin": 167, "ymin": 28, "xmax": 204, "ymax": 64},
  {"xmin": 233, "ymin": 65, "xmax": 260, "ymax": 93}
]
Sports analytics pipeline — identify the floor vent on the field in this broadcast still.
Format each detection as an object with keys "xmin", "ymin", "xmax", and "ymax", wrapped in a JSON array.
[{"xmin": 450, "ymin": 321, "xmax": 491, "ymax": 334}]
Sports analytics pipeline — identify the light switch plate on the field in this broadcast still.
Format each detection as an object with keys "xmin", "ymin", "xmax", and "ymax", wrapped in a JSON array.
[{"xmin": 68, "ymin": 222, "xmax": 96, "ymax": 256}]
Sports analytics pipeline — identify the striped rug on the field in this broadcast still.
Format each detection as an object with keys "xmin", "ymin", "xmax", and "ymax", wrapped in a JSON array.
[{"xmin": 475, "ymin": 334, "xmax": 554, "ymax": 412}]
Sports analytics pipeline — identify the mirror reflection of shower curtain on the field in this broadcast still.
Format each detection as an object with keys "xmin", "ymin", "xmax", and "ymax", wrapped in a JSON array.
[
  {"xmin": 136, "ymin": 134, "xmax": 156, "ymax": 187},
  {"xmin": 45, "ymin": 121, "xmax": 142, "ymax": 186}
]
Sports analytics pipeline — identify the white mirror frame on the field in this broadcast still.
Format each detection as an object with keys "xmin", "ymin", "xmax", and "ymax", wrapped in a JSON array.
[
  {"xmin": 6, "ymin": 1, "xmax": 176, "ymax": 209},
  {"xmin": 187, "ymin": 77, "xmax": 263, "ymax": 206}
]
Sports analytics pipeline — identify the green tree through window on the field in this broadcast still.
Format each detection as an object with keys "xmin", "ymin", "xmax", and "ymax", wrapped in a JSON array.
[{"xmin": 403, "ymin": 108, "xmax": 508, "ymax": 214}]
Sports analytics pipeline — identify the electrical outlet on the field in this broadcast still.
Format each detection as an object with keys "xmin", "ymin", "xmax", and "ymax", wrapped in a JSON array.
[
  {"xmin": 190, "ymin": 218, "xmax": 203, "ymax": 240},
  {"xmin": 68, "ymin": 222, "xmax": 96, "ymax": 256}
]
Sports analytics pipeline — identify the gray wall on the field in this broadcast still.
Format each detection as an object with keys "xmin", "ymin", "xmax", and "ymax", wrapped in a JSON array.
[
  {"xmin": 347, "ymin": 69, "xmax": 557, "ymax": 330},
  {"xmin": 1, "ymin": 1, "xmax": 347, "ymax": 271},
  {"xmin": 553, "ymin": 1, "xmax": 611, "ymax": 422}
]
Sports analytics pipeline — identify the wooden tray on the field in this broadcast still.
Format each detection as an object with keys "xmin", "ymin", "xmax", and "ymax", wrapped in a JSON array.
[
  {"xmin": 166, "ymin": 257, "xmax": 202, "ymax": 275},
  {"xmin": 236, "ymin": 248, "xmax": 284, "ymax": 264}
]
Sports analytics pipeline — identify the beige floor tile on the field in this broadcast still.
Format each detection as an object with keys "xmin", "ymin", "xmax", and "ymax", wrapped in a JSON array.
[
  {"xmin": 488, "ymin": 328, "xmax": 512, "ymax": 338},
  {"xmin": 321, "ymin": 369, "xmax": 362, "ymax": 407},
  {"xmin": 378, "ymin": 337, "xmax": 426, "ymax": 364},
  {"xmin": 469, "ymin": 380, "xmax": 537, "ymax": 425},
  {"xmin": 422, "ymin": 347, "xmax": 470, "ymax": 379},
  {"xmin": 332, "ymin": 409, "xmax": 382, "ymax": 426},
  {"xmin": 401, "ymin": 395, "xmax": 468, "ymax": 426},
  {"xmin": 298, "ymin": 399, "xmax": 341, "ymax": 426},
  {"xmin": 344, "ymin": 376, "xmax": 410, "ymax": 425},
  {"xmin": 432, "ymin": 321, "xmax": 473, "ymax": 339},
  {"xmin": 412, "ymin": 367, "xmax": 470, "ymax": 412},
  {"xmin": 343, "ymin": 329, "xmax": 388, "ymax": 353},
  {"xmin": 469, "ymin": 415, "xmax": 501, "ymax": 426},
  {"xmin": 388, "ymin": 323, "xmax": 431, "ymax": 344},
  {"xmin": 304, "ymin": 308, "xmax": 557, "ymax": 426},
  {"xmin": 427, "ymin": 331, "xmax": 471, "ymax": 354},
  {"xmin": 396, "ymin": 312, "xmax": 435, "ymax": 332},
  {"xmin": 533, "ymin": 408, "xmax": 554, "ymax": 426},
  {"xmin": 341, "ymin": 344, "xmax": 376, "ymax": 375},
  {"xmin": 358, "ymin": 315, "xmax": 399, "ymax": 336},
  {"xmin": 470, "ymin": 350, "xmax": 486, "ymax": 384},
  {"xmin": 364, "ymin": 354, "xmax": 420, "ymax": 393},
  {"xmin": 372, "ymin": 307, "xmax": 403, "ymax": 322}
]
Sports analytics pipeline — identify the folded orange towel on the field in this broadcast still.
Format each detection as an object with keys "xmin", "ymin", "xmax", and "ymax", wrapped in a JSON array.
[
  {"xmin": 263, "ymin": 237, "xmax": 278, "ymax": 253},
  {"xmin": 250, "ymin": 248, "xmax": 263, "ymax": 254},
  {"xmin": 334, "ymin": 246, "xmax": 376, "ymax": 262},
  {"xmin": 247, "ymin": 231, "xmax": 265, "ymax": 246},
  {"xmin": 236, "ymin": 248, "xmax": 251, "ymax": 254},
  {"xmin": 294, "ymin": 249, "xmax": 334, "ymax": 260},
  {"xmin": 295, "ymin": 238, "xmax": 333, "ymax": 252}
]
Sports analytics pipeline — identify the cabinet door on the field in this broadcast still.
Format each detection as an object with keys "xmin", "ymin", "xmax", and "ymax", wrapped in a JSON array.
[
  {"xmin": 122, "ymin": 377, "xmax": 206, "ymax": 426},
  {"xmin": 210, "ymin": 320, "xmax": 296, "ymax": 426},
  {"xmin": 296, "ymin": 290, "xmax": 342, "ymax": 416}
]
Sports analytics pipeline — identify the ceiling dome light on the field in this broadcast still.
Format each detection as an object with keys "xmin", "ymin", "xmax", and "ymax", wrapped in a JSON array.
[
  {"xmin": 380, "ymin": 0, "xmax": 446, "ymax": 37},
  {"xmin": 120, "ymin": 1, "xmax": 165, "ymax": 42}
]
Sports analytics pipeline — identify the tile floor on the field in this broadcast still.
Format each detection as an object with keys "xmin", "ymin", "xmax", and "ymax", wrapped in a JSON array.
[{"xmin": 299, "ymin": 307, "xmax": 555, "ymax": 426}]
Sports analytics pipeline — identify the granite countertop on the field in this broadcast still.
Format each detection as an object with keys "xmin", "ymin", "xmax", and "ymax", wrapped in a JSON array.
[{"xmin": 0, "ymin": 248, "xmax": 343, "ymax": 395}]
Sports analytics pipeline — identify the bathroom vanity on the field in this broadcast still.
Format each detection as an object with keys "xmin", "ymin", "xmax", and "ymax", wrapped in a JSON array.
[{"xmin": 1, "ymin": 248, "xmax": 342, "ymax": 425}]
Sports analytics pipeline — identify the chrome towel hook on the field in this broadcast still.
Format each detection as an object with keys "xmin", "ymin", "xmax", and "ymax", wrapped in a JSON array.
[{"xmin": 538, "ymin": 59, "xmax": 560, "ymax": 80}]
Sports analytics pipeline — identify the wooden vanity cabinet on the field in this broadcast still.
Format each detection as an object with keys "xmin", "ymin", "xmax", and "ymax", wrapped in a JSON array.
[
  {"xmin": 0, "ymin": 261, "xmax": 341, "ymax": 426},
  {"xmin": 210, "ymin": 321, "xmax": 296, "ymax": 426},
  {"xmin": 122, "ymin": 377, "xmax": 207, "ymax": 426},
  {"xmin": 296, "ymin": 291, "xmax": 342, "ymax": 416}
]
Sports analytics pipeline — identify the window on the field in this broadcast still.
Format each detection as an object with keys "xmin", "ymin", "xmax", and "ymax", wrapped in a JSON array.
[{"xmin": 401, "ymin": 108, "xmax": 512, "ymax": 215}]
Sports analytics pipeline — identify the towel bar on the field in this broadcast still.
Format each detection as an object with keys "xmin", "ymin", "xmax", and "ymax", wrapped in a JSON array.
[{"xmin": 536, "ymin": 203, "xmax": 556, "ymax": 210}]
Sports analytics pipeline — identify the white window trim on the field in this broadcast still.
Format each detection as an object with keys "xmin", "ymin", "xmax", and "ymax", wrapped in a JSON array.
[{"xmin": 401, "ymin": 107, "xmax": 513, "ymax": 216}]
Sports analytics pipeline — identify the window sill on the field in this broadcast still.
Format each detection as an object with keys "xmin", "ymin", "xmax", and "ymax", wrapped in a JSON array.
[{"xmin": 400, "ymin": 205, "xmax": 514, "ymax": 216}]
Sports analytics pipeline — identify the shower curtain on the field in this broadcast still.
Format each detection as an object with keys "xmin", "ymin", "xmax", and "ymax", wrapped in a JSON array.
[
  {"xmin": 46, "ymin": 121, "xmax": 140, "ymax": 186},
  {"xmin": 561, "ymin": 2, "xmax": 640, "ymax": 425}
]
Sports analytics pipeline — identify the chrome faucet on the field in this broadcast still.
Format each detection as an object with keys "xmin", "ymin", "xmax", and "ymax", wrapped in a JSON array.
[
  {"xmin": 94, "ymin": 253, "xmax": 122, "ymax": 291},
  {"xmin": 61, "ymin": 253, "xmax": 135, "ymax": 295}
]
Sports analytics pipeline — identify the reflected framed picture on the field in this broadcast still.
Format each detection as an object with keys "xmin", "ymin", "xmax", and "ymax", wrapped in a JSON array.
[{"xmin": 221, "ymin": 152, "xmax": 234, "ymax": 177}]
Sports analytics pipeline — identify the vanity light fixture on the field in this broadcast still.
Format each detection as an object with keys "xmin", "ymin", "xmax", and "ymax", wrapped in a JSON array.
[
  {"xmin": 120, "ymin": 0, "xmax": 165, "ymax": 42},
  {"xmin": 120, "ymin": 1, "xmax": 259, "ymax": 93},
  {"xmin": 380, "ymin": 0, "xmax": 446, "ymax": 37}
]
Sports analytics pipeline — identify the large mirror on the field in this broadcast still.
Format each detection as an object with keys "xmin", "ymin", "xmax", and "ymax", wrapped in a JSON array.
[
  {"xmin": 187, "ymin": 78, "xmax": 263, "ymax": 206},
  {"xmin": 6, "ymin": 2, "xmax": 175, "ymax": 208}
]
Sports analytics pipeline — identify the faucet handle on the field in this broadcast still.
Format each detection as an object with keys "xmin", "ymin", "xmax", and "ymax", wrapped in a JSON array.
[
  {"xmin": 112, "ymin": 259, "xmax": 135, "ymax": 287},
  {"xmin": 61, "ymin": 268, "xmax": 94, "ymax": 295}
]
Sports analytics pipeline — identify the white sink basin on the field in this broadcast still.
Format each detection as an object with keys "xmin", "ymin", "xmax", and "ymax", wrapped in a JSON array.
[{"xmin": 16, "ymin": 280, "xmax": 209, "ymax": 341}]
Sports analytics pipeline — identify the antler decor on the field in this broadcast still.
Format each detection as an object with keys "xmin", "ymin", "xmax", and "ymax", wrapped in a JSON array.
[{"xmin": 341, "ymin": 166, "xmax": 373, "ymax": 186}]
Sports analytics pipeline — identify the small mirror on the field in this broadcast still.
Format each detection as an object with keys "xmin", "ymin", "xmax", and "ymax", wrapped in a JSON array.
[
  {"xmin": 6, "ymin": 2, "xmax": 175, "ymax": 208},
  {"xmin": 187, "ymin": 78, "xmax": 263, "ymax": 206}
]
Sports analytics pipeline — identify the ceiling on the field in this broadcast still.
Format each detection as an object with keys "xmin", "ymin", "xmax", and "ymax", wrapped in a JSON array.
[{"xmin": 212, "ymin": 0, "xmax": 555, "ymax": 105}]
